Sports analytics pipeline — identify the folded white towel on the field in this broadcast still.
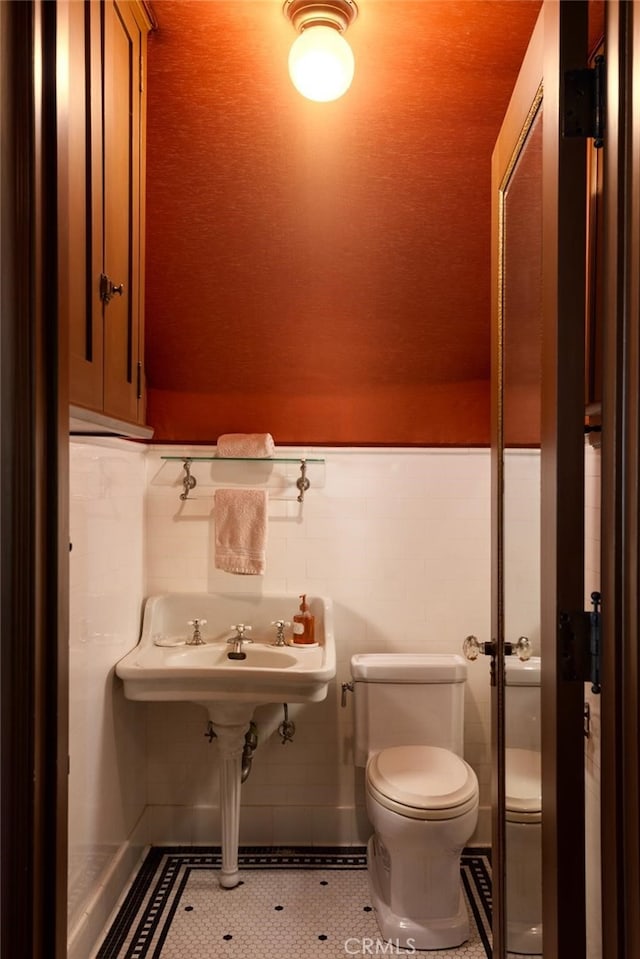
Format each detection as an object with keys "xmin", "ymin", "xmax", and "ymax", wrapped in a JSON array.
[
  {"xmin": 214, "ymin": 488, "xmax": 268, "ymax": 575},
  {"xmin": 216, "ymin": 433, "xmax": 275, "ymax": 458}
]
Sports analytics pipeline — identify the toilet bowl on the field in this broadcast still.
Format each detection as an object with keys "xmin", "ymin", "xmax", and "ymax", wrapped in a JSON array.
[
  {"xmin": 350, "ymin": 654, "xmax": 480, "ymax": 951},
  {"xmin": 365, "ymin": 744, "xmax": 479, "ymax": 949},
  {"xmin": 506, "ymin": 747, "xmax": 542, "ymax": 955}
]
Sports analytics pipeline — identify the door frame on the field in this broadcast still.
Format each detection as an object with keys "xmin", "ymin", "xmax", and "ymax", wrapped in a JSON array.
[
  {"xmin": 601, "ymin": 2, "xmax": 640, "ymax": 955},
  {"xmin": 540, "ymin": 4, "xmax": 589, "ymax": 957},
  {"xmin": 0, "ymin": 2, "xmax": 69, "ymax": 956}
]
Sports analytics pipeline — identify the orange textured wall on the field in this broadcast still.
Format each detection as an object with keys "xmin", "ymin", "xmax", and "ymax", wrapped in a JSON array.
[{"xmin": 145, "ymin": 0, "xmax": 541, "ymax": 445}]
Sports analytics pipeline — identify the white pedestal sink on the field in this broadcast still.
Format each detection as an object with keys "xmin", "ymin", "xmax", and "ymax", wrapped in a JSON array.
[{"xmin": 116, "ymin": 593, "xmax": 336, "ymax": 888}]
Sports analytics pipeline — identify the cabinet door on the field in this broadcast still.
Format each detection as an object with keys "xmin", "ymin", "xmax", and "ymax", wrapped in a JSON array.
[
  {"xmin": 102, "ymin": 0, "xmax": 143, "ymax": 422},
  {"xmin": 63, "ymin": 0, "xmax": 104, "ymax": 411}
]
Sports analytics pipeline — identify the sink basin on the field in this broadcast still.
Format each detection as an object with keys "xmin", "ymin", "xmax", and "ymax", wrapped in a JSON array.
[
  {"xmin": 115, "ymin": 592, "xmax": 336, "ymax": 704},
  {"xmin": 145, "ymin": 644, "xmax": 299, "ymax": 670}
]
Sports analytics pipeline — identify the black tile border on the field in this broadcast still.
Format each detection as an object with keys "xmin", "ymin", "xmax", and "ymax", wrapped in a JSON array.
[
  {"xmin": 462, "ymin": 854, "xmax": 493, "ymax": 958},
  {"xmin": 96, "ymin": 845, "xmax": 493, "ymax": 959},
  {"xmin": 96, "ymin": 848, "xmax": 164, "ymax": 958}
]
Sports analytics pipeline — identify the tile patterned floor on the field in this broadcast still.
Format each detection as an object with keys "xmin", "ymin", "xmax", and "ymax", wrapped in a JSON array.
[{"xmin": 95, "ymin": 848, "xmax": 492, "ymax": 959}]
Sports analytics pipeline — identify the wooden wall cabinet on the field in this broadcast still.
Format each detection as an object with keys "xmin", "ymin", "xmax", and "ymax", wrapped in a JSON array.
[{"xmin": 59, "ymin": 0, "xmax": 152, "ymax": 431}]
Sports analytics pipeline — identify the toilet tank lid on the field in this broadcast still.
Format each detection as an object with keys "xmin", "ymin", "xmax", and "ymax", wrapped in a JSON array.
[
  {"xmin": 505, "ymin": 656, "xmax": 541, "ymax": 685},
  {"xmin": 350, "ymin": 653, "xmax": 467, "ymax": 682}
]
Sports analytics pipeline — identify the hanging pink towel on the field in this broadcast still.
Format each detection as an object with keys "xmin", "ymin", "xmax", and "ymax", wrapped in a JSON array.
[{"xmin": 214, "ymin": 488, "xmax": 268, "ymax": 575}]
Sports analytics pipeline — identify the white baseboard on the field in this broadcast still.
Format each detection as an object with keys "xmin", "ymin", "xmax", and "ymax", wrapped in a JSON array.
[{"xmin": 67, "ymin": 840, "xmax": 144, "ymax": 959}]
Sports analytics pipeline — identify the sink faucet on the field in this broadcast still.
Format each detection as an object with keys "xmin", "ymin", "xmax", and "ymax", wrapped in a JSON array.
[
  {"xmin": 227, "ymin": 624, "xmax": 252, "ymax": 660},
  {"xmin": 187, "ymin": 618, "xmax": 207, "ymax": 645}
]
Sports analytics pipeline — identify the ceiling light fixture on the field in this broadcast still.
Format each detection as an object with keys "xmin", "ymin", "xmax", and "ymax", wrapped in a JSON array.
[{"xmin": 283, "ymin": 0, "xmax": 359, "ymax": 103}]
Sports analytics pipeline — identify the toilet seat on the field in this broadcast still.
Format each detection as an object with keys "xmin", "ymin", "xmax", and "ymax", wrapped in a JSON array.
[
  {"xmin": 505, "ymin": 748, "xmax": 541, "ymax": 824},
  {"xmin": 367, "ymin": 745, "xmax": 478, "ymax": 821}
]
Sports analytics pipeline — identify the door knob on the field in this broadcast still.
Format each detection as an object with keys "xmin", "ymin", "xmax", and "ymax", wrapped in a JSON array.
[
  {"xmin": 511, "ymin": 635, "xmax": 532, "ymax": 661},
  {"xmin": 99, "ymin": 273, "xmax": 125, "ymax": 303},
  {"xmin": 463, "ymin": 634, "xmax": 532, "ymax": 662},
  {"xmin": 463, "ymin": 635, "xmax": 496, "ymax": 660}
]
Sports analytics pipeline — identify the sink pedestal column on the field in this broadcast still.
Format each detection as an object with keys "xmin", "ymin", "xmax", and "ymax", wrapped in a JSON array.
[
  {"xmin": 204, "ymin": 702, "xmax": 256, "ymax": 889},
  {"xmin": 216, "ymin": 725, "xmax": 244, "ymax": 888}
]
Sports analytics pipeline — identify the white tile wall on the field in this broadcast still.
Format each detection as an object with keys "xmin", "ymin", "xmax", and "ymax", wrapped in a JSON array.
[
  {"xmin": 68, "ymin": 439, "xmax": 147, "ymax": 956},
  {"xmin": 584, "ymin": 442, "xmax": 602, "ymax": 959},
  {"xmin": 140, "ymin": 447, "xmax": 501, "ymax": 846},
  {"xmin": 504, "ymin": 450, "xmax": 541, "ymax": 653}
]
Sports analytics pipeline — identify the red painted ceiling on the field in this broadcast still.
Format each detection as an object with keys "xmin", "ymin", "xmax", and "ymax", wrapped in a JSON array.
[{"xmin": 144, "ymin": 0, "xmax": 544, "ymax": 445}]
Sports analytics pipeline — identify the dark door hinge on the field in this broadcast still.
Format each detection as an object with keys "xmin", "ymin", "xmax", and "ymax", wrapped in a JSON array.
[
  {"xmin": 558, "ymin": 591, "xmax": 602, "ymax": 692},
  {"xmin": 136, "ymin": 361, "xmax": 143, "ymax": 400},
  {"xmin": 563, "ymin": 55, "xmax": 604, "ymax": 148}
]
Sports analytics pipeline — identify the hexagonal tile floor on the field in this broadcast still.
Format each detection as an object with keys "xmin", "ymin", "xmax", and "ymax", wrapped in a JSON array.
[{"xmin": 94, "ymin": 848, "xmax": 492, "ymax": 958}]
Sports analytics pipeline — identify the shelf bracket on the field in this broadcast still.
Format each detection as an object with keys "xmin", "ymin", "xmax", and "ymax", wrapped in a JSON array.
[
  {"xmin": 180, "ymin": 458, "xmax": 197, "ymax": 500},
  {"xmin": 296, "ymin": 460, "xmax": 310, "ymax": 503}
]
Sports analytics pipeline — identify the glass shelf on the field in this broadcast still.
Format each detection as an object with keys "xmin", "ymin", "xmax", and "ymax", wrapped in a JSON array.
[
  {"xmin": 158, "ymin": 454, "xmax": 325, "ymax": 503},
  {"xmin": 160, "ymin": 455, "xmax": 325, "ymax": 464}
]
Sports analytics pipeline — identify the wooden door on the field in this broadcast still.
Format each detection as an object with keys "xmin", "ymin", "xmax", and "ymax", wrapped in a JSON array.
[
  {"xmin": 491, "ymin": 4, "xmax": 590, "ymax": 957},
  {"xmin": 103, "ymin": 0, "xmax": 143, "ymax": 422}
]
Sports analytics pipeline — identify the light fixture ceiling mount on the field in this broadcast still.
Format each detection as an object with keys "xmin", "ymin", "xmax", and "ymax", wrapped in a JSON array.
[{"xmin": 283, "ymin": 0, "xmax": 358, "ymax": 34}]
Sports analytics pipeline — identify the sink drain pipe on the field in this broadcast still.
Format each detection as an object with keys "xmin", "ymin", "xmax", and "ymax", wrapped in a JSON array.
[
  {"xmin": 241, "ymin": 721, "xmax": 258, "ymax": 783},
  {"xmin": 204, "ymin": 719, "xmax": 261, "ymax": 783}
]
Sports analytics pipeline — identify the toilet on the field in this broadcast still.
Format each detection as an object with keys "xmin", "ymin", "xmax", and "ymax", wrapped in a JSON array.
[
  {"xmin": 350, "ymin": 653, "xmax": 479, "ymax": 951},
  {"xmin": 505, "ymin": 656, "xmax": 542, "ymax": 955}
]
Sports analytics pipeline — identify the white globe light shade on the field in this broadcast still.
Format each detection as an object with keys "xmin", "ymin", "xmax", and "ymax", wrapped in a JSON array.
[{"xmin": 288, "ymin": 25, "xmax": 355, "ymax": 102}]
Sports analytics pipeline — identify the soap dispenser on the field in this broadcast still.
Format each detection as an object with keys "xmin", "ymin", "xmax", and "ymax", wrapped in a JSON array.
[{"xmin": 292, "ymin": 594, "xmax": 315, "ymax": 644}]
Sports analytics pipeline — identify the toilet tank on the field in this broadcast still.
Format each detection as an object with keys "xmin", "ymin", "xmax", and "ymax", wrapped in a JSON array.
[
  {"xmin": 505, "ymin": 656, "xmax": 541, "ymax": 752},
  {"xmin": 350, "ymin": 653, "xmax": 467, "ymax": 767}
]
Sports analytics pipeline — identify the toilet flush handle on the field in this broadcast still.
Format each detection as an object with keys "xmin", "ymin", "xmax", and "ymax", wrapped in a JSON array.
[{"xmin": 341, "ymin": 681, "xmax": 354, "ymax": 707}]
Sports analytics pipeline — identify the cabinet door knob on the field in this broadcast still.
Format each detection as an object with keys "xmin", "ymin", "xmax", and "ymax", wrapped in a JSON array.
[{"xmin": 99, "ymin": 273, "xmax": 125, "ymax": 303}]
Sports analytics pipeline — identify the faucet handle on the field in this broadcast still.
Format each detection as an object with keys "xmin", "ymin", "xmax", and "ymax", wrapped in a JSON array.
[
  {"xmin": 228, "ymin": 623, "xmax": 253, "ymax": 643},
  {"xmin": 187, "ymin": 618, "xmax": 207, "ymax": 646},
  {"xmin": 271, "ymin": 620, "xmax": 290, "ymax": 646}
]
